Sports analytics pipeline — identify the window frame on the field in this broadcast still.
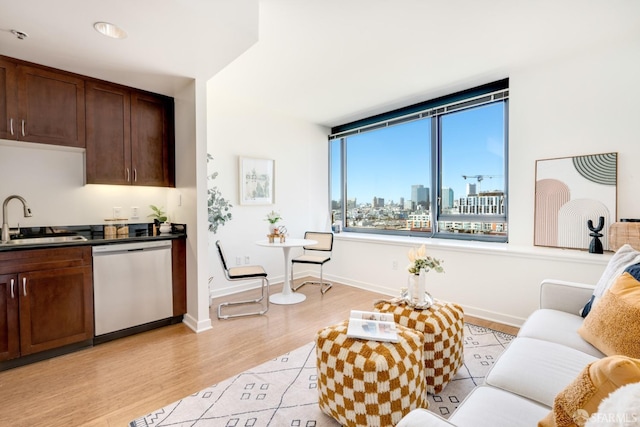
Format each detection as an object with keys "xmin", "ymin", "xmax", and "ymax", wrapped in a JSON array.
[{"xmin": 330, "ymin": 79, "xmax": 509, "ymax": 242}]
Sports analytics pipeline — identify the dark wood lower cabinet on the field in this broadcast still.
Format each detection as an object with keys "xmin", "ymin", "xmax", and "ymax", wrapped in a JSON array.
[
  {"xmin": 19, "ymin": 266, "xmax": 93, "ymax": 356},
  {"xmin": 0, "ymin": 274, "xmax": 20, "ymax": 361},
  {"xmin": 0, "ymin": 247, "xmax": 93, "ymax": 365}
]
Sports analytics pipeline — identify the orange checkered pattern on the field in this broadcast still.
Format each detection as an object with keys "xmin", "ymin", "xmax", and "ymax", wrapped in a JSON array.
[
  {"xmin": 374, "ymin": 300, "xmax": 464, "ymax": 394},
  {"xmin": 315, "ymin": 321, "xmax": 427, "ymax": 427}
]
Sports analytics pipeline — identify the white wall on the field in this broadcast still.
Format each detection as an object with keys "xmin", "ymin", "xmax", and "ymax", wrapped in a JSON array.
[
  {"xmin": 205, "ymin": 35, "xmax": 640, "ymax": 327},
  {"xmin": 206, "ymin": 85, "xmax": 329, "ymax": 295},
  {"xmin": 171, "ymin": 78, "xmax": 213, "ymax": 333},
  {"xmin": 327, "ymin": 35, "xmax": 640, "ymax": 326},
  {"xmin": 0, "ymin": 140, "xmax": 171, "ymax": 227}
]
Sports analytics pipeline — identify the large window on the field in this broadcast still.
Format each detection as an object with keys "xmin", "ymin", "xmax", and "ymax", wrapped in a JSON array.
[{"xmin": 330, "ymin": 80, "xmax": 508, "ymax": 242}]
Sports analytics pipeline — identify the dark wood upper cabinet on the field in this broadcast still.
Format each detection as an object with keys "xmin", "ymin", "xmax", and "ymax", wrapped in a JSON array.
[
  {"xmin": 85, "ymin": 82, "xmax": 132, "ymax": 185},
  {"xmin": 86, "ymin": 82, "xmax": 174, "ymax": 187},
  {"xmin": 131, "ymin": 92, "xmax": 174, "ymax": 187},
  {"xmin": 18, "ymin": 65, "xmax": 85, "ymax": 148},
  {"xmin": 0, "ymin": 58, "xmax": 18, "ymax": 141},
  {"xmin": 1, "ymin": 56, "xmax": 85, "ymax": 148},
  {"xmin": 2, "ymin": 55, "xmax": 175, "ymax": 187}
]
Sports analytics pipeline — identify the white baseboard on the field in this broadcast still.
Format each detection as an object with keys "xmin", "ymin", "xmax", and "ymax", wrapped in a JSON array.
[
  {"xmin": 182, "ymin": 313, "xmax": 213, "ymax": 333},
  {"xmin": 322, "ymin": 273, "xmax": 527, "ymax": 328},
  {"xmin": 209, "ymin": 271, "xmax": 527, "ymax": 328}
]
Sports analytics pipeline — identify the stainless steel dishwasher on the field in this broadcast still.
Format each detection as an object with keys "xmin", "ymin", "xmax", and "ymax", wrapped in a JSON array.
[{"xmin": 92, "ymin": 240, "xmax": 173, "ymax": 340}]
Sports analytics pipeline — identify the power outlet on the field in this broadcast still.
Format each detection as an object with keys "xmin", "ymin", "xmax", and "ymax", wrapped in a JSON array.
[
  {"xmin": 112, "ymin": 206, "xmax": 122, "ymax": 218},
  {"xmin": 131, "ymin": 206, "xmax": 139, "ymax": 220},
  {"xmin": 244, "ymin": 256, "xmax": 250, "ymax": 265},
  {"xmin": 392, "ymin": 260, "xmax": 398, "ymax": 270},
  {"xmin": 235, "ymin": 256, "xmax": 242, "ymax": 266}
]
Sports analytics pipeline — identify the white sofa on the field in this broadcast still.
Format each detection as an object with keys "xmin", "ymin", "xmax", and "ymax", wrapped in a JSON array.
[{"xmin": 398, "ymin": 279, "xmax": 606, "ymax": 427}]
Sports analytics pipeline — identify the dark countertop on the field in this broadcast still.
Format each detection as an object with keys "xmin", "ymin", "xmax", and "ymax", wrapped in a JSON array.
[{"xmin": 0, "ymin": 223, "xmax": 187, "ymax": 252}]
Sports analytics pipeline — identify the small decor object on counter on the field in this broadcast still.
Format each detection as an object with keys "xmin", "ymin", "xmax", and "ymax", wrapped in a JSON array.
[
  {"xmin": 104, "ymin": 219, "xmax": 129, "ymax": 239},
  {"xmin": 405, "ymin": 244, "xmax": 444, "ymax": 309},
  {"xmin": 159, "ymin": 223, "xmax": 172, "ymax": 234}
]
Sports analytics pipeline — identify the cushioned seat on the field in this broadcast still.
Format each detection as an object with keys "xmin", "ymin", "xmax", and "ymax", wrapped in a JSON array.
[
  {"xmin": 518, "ymin": 309, "xmax": 605, "ymax": 358},
  {"xmin": 292, "ymin": 231, "xmax": 334, "ymax": 294},
  {"xmin": 397, "ymin": 386, "xmax": 550, "ymax": 427},
  {"xmin": 374, "ymin": 299, "xmax": 464, "ymax": 394},
  {"xmin": 315, "ymin": 320, "xmax": 427, "ymax": 427},
  {"xmin": 215, "ymin": 240, "xmax": 269, "ymax": 319},
  {"xmin": 485, "ymin": 337, "xmax": 598, "ymax": 407}
]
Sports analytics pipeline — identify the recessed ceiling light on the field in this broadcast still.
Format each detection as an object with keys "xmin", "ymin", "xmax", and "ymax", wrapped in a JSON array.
[{"xmin": 93, "ymin": 22, "xmax": 127, "ymax": 39}]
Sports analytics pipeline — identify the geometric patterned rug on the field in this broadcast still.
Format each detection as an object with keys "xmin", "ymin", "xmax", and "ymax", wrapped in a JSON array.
[{"xmin": 129, "ymin": 323, "xmax": 514, "ymax": 426}]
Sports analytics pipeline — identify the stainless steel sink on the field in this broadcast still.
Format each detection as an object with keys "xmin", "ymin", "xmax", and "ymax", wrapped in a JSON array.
[{"xmin": 3, "ymin": 235, "xmax": 88, "ymax": 245}]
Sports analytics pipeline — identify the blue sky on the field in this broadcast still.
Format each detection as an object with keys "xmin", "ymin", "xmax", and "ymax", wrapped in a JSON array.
[{"xmin": 331, "ymin": 102, "xmax": 505, "ymax": 204}]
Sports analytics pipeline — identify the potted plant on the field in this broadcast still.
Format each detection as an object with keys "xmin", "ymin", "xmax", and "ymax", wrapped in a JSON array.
[
  {"xmin": 265, "ymin": 210, "xmax": 282, "ymax": 235},
  {"xmin": 148, "ymin": 205, "xmax": 171, "ymax": 233}
]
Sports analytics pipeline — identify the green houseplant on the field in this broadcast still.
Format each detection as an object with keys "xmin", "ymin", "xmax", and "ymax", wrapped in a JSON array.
[
  {"xmin": 207, "ymin": 154, "xmax": 233, "ymax": 233},
  {"xmin": 148, "ymin": 205, "xmax": 168, "ymax": 225}
]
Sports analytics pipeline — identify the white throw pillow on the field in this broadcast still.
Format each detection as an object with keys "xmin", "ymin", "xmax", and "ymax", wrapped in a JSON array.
[
  {"xmin": 585, "ymin": 382, "xmax": 640, "ymax": 427},
  {"xmin": 581, "ymin": 244, "xmax": 640, "ymax": 317}
]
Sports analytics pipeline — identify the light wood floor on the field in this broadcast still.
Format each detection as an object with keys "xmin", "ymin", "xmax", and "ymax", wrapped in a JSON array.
[{"xmin": 0, "ymin": 278, "xmax": 518, "ymax": 426}]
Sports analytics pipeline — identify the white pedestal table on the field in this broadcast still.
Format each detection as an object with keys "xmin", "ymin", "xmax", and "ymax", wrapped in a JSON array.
[{"xmin": 256, "ymin": 238, "xmax": 317, "ymax": 305}]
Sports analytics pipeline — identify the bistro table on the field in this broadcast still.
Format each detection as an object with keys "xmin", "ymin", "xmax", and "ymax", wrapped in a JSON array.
[{"xmin": 256, "ymin": 238, "xmax": 317, "ymax": 305}]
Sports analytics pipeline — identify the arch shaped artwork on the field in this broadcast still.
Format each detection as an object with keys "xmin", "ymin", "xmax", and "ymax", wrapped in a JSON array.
[{"xmin": 534, "ymin": 152, "xmax": 617, "ymax": 251}]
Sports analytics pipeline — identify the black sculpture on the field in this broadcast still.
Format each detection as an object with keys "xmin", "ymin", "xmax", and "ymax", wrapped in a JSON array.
[{"xmin": 587, "ymin": 216, "xmax": 605, "ymax": 254}]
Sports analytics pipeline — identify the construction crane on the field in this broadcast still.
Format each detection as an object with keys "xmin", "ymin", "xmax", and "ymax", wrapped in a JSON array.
[{"xmin": 461, "ymin": 175, "xmax": 500, "ymax": 195}]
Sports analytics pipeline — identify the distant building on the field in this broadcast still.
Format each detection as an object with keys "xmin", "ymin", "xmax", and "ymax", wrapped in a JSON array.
[
  {"xmin": 411, "ymin": 184, "xmax": 429, "ymax": 209},
  {"xmin": 458, "ymin": 193, "xmax": 505, "ymax": 215},
  {"xmin": 373, "ymin": 197, "xmax": 384, "ymax": 208},
  {"xmin": 407, "ymin": 213, "xmax": 431, "ymax": 230},
  {"xmin": 441, "ymin": 187, "xmax": 454, "ymax": 209},
  {"xmin": 466, "ymin": 183, "xmax": 477, "ymax": 196}
]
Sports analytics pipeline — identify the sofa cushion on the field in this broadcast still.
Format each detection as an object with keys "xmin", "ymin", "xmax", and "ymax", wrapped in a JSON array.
[
  {"xmin": 538, "ymin": 356, "xmax": 640, "ymax": 427},
  {"xmin": 518, "ymin": 309, "xmax": 605, "ymax": 358},
  {"xmin": 581, "ymin": 244, "xmax": 640, "ymax": 317},
  {"xmin": 397, "ymin": 385, "xmax": 550, "ymax": 427},
  {"xmin": 449, "ymin": 385, "xmax": 550, "ymax": 427},
  {"xmin": 485, "ymin": 337, "xmax": 598, "ymax": 407},
  {"xmin": 578, "ymin": 269, "xmax": 640, "ymax": 358}
]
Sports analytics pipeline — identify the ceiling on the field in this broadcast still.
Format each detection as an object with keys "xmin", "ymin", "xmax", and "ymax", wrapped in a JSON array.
[
  {"xmin": 2, "ymin": 0, "xmax": 639, "ymax": 128},
  {"xmin": 0, "ymin": 0, "xmax": 259, "ymax": 95}
]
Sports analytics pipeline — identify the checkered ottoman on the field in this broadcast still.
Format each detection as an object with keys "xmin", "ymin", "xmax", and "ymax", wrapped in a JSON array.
[
  {"xmin": 374, "ymin": 300, "xmax": 464, "ymax": 394},
  {"xmin": 315, "ymin": 320, "xmax": 427, "ymax": 427}
]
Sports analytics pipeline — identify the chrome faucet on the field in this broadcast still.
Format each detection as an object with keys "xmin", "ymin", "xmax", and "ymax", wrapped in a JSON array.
[{"xmin": 2, "ymin": 195, "xmax": 32, "ymax": 243}]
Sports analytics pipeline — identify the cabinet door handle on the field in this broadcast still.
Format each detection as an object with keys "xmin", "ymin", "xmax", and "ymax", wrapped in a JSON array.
[
  {"xmin": 22, "ymin": 277, "xmax": 27, "ymax": 296},
  {"xmin": 21, "ymin": 120, "xmax": 25, "ymax": 137},
  {"xmin": 133, "ymin": 168, "xmax": 137, "ymax": 182},
  {"xmin": 10, "ymin": 278, "xmax": 15, "ymax": 299},
  {"xmin": 10, "ymin": 118, "xmax": 14, "ymax": 136},
  {"xmin": 126, "ymin": 168, "xmax": 130, "ymax": 182}
]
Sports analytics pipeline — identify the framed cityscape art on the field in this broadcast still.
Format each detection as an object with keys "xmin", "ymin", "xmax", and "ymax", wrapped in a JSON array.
[
  {"xmin": 534, "ymin": 152, "xmax": 617, "ymax": 251},
  {"xmin": 239, "ymin": 157, "xmax": 275, "ymax": 205}
]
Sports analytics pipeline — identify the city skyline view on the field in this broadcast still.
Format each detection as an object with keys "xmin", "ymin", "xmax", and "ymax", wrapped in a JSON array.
[{"xmin": 331, "ymin": 102, "xmax": 505, "ymax": 207}]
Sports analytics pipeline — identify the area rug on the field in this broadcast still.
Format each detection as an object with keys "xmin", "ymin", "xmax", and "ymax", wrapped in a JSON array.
[{"xmin": 129, "ymin": 323, "xmax": 514, "ymax": 426}]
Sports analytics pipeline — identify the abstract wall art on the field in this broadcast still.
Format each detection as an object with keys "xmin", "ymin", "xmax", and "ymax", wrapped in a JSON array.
[{"xmin": 534, "ymin": 152, "xmax": 617, "ymax": 250}]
